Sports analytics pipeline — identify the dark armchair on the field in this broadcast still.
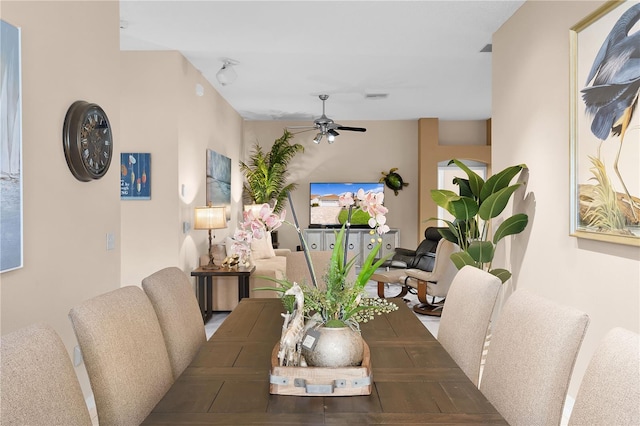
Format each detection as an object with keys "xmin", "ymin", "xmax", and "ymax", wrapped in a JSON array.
[
  {"xmin": 373, "ymin": 226, "xmax": 445, "ymax": 300},
  {"xmin": 384, "ymin": 226, "xmax": 445, "ymax": 271}
]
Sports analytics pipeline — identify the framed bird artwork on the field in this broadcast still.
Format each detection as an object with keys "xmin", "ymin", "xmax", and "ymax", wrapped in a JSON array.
[{"xmin": 570, "ymin": 0, "xmax": 640, "ymax": 247}]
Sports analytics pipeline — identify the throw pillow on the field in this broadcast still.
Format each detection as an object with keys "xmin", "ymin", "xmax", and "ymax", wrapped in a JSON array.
[{"xmin": 251, "ymin": 232, "xmax": 276, "ymax": 260}]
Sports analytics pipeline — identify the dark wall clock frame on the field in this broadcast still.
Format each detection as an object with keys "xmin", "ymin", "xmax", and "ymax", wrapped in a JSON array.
[{"xmin": 62, "ymin": 100, "xmax": 113, "ymax": 181}]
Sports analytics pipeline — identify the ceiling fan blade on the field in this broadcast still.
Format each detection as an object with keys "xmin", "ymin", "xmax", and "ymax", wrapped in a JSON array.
[
  {"xmin": 288, "ymin": 128, "xmax": 316, "ymax": 135},
  {"xmin": 286, "ymin": 125, "xmax": 316, "ymax": 129},
  {"xmin": 337, "ymin": 126, "xmax": 367, "ymax": 132}
]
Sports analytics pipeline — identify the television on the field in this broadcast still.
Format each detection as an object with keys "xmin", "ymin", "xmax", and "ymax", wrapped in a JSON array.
[{"xmin": 309, "ymin": 182, "xmax": 385, "ymax": 228}]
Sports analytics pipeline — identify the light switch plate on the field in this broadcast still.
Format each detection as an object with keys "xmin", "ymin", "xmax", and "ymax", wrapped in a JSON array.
[{"xmin": 106, "ymin": 232, "xmax": 115, "ymax": 250}]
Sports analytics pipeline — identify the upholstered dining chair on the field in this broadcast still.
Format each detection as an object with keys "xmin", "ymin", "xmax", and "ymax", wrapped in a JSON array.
[
  {"xmin": 437, "ymin": 265, "xmax": 501, "ymax": 386},
  {"xmin": 568, "ymin": 327, "xmax": 639, "ymax": 425},
  {"xmin": 479, "ymin": 290, "xmax": 589, "ymax": 426},
  {"xmin": 69, "ymin": 286, "xmax": 174, "ymax": 426},
  {"xmin": 1, "ymin": 323, "xmax": 93, "ymax": 426},
  {"xmin": 142, "ymin": 266, "xmax": 207, "ymax": 379},
  {"xmin": 285, "ymin": 250, "xmax": 356, "ymax": 288}
]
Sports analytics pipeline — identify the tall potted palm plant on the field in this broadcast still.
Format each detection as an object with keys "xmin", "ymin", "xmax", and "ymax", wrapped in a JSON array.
[{"xmin": 240, "ymin": 129, "xmax": 304, "ymax": 214}]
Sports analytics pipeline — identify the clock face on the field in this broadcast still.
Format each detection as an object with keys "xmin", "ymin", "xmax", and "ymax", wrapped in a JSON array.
[{"xmin": 63, "ymin": 101, "xmax": 113, "ymax": 181}]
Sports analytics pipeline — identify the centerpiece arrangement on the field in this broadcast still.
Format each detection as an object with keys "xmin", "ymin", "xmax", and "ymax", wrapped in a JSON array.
[{"xmin": 231, "ymin": 189, "xmax": 398, "ymax": 386}]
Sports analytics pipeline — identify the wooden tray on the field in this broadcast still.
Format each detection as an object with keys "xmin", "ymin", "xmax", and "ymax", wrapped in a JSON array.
[{"xmin": 269, "ymin": 341, "xmax": 372, "ymax": 396}]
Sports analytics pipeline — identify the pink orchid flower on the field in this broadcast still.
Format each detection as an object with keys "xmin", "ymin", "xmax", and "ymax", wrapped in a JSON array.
[{"xmin": 339, "ymin": 192, "xmax": 355, "ymax": 207}]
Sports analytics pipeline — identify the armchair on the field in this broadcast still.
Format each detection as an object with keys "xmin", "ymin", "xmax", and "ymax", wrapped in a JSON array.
[
  {"xmin": 385, "ymin": 226, "xmax": 445, "ymax": 270},
  {"xmin": 372, "ymin": 226, "xmax": 445, "ymax": 300},
  {"xmin": 372, "ymin": 238, "xmax": 458, "ymax": 316}
]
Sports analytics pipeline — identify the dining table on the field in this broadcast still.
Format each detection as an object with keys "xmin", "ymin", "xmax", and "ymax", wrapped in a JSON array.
[{"xmin": 142, "ymin": 297, "xmax": 507, "ymax": 425}]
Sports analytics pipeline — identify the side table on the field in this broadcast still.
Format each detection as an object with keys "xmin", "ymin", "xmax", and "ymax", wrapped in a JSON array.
[{"xmin": 191, "ymin": 265, "xmax": 256, "ymax": 322}]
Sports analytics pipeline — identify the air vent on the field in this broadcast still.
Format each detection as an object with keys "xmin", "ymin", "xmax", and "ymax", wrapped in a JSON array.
[
  {"xmin": 365, "ymin": 93, "xmax": 389, "ymax": 100},
  {"xmin": 480, "ymin": 44, "xmax": 492, "ymax": 53}
]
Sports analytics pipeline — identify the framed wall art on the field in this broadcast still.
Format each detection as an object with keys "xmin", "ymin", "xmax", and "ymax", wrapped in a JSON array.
[
  {"xmin": 569, "ymin": 0, "xmax": 640, "ymax": 246},
  {"xmin": 206, "ymin": 149, "xmax": 231, "ymax": 220},
  {"xmin": 121, "ymin": 153, "xmax": 151, "ymax": 200},
  {"xmin": 1, "ymin": 20, "xmax": 23, "ymax": 272}
]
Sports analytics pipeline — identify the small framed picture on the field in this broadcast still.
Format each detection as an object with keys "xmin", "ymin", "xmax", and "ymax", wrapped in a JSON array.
[{"xmin": 121, "ymin": 153, "xmax": 151, "ymax": 200}]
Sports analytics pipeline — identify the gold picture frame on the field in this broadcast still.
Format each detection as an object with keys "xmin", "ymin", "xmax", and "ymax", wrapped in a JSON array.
[{"xmin": 569, "ymin": 0, "xmax": 640, "ymax": 246}]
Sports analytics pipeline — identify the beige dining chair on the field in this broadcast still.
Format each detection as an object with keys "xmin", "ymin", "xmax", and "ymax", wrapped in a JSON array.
[
  {"xmin": 437, "ymin": 265, "xmax": 501, "ymax": 386},
  {"xmin": 69, "ymin": 286, "xmax": 174, "ymax": 426},
  {"xmin": 569, "ymin": 327, "xmax": 639, "ymax": 425},
  {"xmin": 1, "ymin": 323, "xmax": 93, "ymax": 426},
  {"xmin": 479, "ymin": 289, "xmax": 589, "ymax": 426},
  {"xmin": 142, "ymin": 266, "xmax": 206, "ymax": 378},
  {"xmin": 286, "ymin": 250, "xmax": 356, "ymax": 288}
]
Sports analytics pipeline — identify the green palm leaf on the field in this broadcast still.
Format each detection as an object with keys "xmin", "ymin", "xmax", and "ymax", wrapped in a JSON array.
[
  {"xmin": 489, "ymin": 268, "xmax": 511, "ymax": 283},
  {"xmin": 480, "ymin": 164, "xmax": 526, "ymax": 202},
  {"xmin": 477, "ymin": 184, "xmax": 521, "ymax": 220},
  {"xmin": 467, "ymin": 240, "xmax": 494, "ymax": 263},
  {"xmin": 450, "ymin": 251, "xmax": 477, "ymax": 269},
  {"xmin": 493, "ymin": 213, "xmax": 529, "ymax": 244},
  {"xmin": 449, "ymin": 159, "xmax": 484, "ymax": 198}
]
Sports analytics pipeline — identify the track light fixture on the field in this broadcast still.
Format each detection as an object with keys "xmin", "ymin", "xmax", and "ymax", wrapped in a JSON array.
[{"xmin": 216, "ymin": 59, "xmax": 238, "ymax": 86}]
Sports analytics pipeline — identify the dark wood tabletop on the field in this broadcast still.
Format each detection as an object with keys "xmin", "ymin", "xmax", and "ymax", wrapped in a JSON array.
[{"xmin": 142, "ymin": 298, "xmax": 506, "ymax": 425}]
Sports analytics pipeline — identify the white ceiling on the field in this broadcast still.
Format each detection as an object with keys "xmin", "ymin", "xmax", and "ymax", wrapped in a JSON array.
[{"xmin": 120, "ymin": 1, "xmax": 525, "ymax": 122}]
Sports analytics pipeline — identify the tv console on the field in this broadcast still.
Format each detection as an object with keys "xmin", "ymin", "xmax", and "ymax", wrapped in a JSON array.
[{"xmin": 302, "ymin": 228, "xmax": 399, "ymax": 267}]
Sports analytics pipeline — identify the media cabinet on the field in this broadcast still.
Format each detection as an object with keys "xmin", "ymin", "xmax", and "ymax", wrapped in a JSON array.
[{"xmin": 303, "ymin": 228, "xmax": 399, "ymax": 267}]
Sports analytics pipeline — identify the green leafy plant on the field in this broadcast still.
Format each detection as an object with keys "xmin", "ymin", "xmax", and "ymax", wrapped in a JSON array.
[
  {"xmin": 240, "ymin": 129, "xmax": 304, "ymax": 214},
  {"xmin": 429, "ymin": 159, "xmax": 529, "ymax": 283}
]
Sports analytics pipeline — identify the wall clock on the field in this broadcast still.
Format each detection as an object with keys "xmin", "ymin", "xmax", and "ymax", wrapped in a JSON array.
[{"xmin": 63, "ymin": 100, "xmax": 113, "ymax": 181}]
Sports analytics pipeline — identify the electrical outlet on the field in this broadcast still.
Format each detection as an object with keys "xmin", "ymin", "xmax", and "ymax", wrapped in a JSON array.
[{"xmin": 74, "ymin": 345, "xmax": 83, "ymax": 366}]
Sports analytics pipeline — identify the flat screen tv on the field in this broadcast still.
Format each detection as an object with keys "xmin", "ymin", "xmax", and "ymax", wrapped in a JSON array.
[{"xmin": 309, "ymin": 182, "xmax": 385, "ymax": 228}]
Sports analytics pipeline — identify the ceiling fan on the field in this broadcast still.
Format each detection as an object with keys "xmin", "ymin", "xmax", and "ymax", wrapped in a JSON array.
[{"xmin": 288, "ymin": 94, "xmax": 367, "ymax": 144}]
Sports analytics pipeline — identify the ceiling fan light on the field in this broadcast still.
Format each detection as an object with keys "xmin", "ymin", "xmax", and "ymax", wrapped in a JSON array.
[
  {"xmin": 216, "ymin": 63, "xmax": 237, "ymax": 86},
  {"xmin": 313, "ymin": 133, "xmax": 323, "ymax": 144},
  {"xmin": 327, "ymin": 133, "xmax": 335, "ymax": 142}
]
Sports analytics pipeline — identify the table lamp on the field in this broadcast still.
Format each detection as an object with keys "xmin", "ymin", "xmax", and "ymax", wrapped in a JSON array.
[{"xmin": 194, "ymin": 205, "xmax": 227, "ymax": 269}]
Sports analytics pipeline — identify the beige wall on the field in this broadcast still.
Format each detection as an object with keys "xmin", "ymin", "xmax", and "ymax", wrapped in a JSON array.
[
  {"xmin": 493, "ymin": 0, "xmax": 640, "ymax": 400},
  {"xmin": 243, "ymin": 121, "xmax": 421, "ymax": 249},
  {"xmin": 120, "ymin": 51, "xmax": 244, "ymax": 286},
  {"xmin": 0, "ymin": 2, "xmax": 244, "ymax": 404},
  {"xmin": 0, "ymin": 0, "xmax": 122, "ymax": 399},
  {"xmin": 243, "ymin": 120, "xmax": 490, "ymax": 250}
]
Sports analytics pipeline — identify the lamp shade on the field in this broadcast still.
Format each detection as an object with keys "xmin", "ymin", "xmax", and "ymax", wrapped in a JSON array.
[{"xmin": 194, "ymin": 206, "xmax": 227, "ymax": 230}]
